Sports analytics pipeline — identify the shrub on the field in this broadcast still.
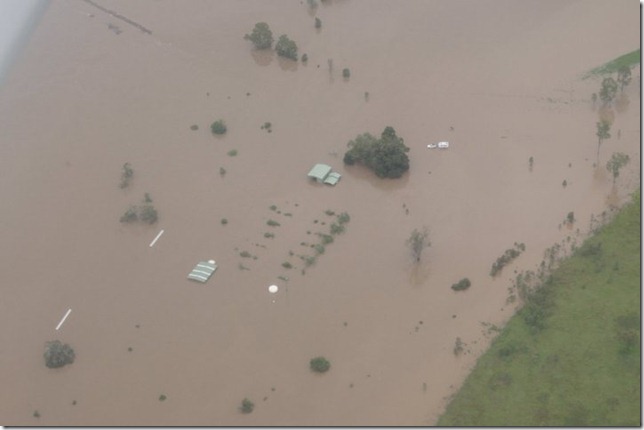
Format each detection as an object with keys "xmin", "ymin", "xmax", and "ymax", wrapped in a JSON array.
[
  {"xmin": 120, "ymin": 206, "xmax": 138, "ymax": 223},
  {"xmin": 240, "ymin": 398, "xmax": 254, "ymax": 414},
  {"xmin": 244, "ymin": 22, "xmax": 273, "ymax": 49},
  {"xmin": 211, "ymin": 120, "xmax": 227, "ymax": 135},
  {"xmin": 282, "ymin": 261, "xmax": 293, "ymax": 269},
  {"xmin": 310, "ymin": 356, "xmax": 331, "ymax": 373},
  {"xmin": 490, "ymin": 243, "xmax": 525, "ymax": 276},
  {"xmin": 566, "ymin": 211, "xmax": 575, "ymax": 224},
  {"xmin": 453, "ymin": 337, "xmax": 464, "ymax": 356},
  {"xmin": 314, "ymin": 244, "xmax": 325, "ymax": 255},
  {"xmin": 227, "ymin": 149, "xmax": 238, "ymax": 157},
  {"xmin": 342, "ymin": 68, "xmax": 350, "ymax": 78},
  {"xmin": 190, "ymin": 124, "xmax": 198, "ymax": 131},
  {"xmin": 325, "ymin": 209, "xmax": 335, "ymax": 216},
  {"xmin": 219, "ymin": 167, "xmax": 226, "ymax": 177},
  {"xmin": 301, "ymin": 53, "xmax": 308, "ymax": 62},
  {"xmin": 44, "ymin": 340, "xmax": 75, "ymax": 368},
  {"xmin": 159, "ymin": 394, "xmax": 167, "ymax": 401},
  {"xmin": 119, "ymin": 162, "xmax": 134, "ymax": 188},
  {"xmin": 451, "ymin": 278, "xmax": 471, "ymax": 291},
  {"xmin": 330, "ymin": 222, "xmax": 345, "ymax": 235},
  {"xmin": 318, "ymin": 233, "xmax": 333, "ymax": 245},
  {"xmin": 221, "ymin": 218, "xmax": 228, "ymax": 225},
  {"xmin": 240, "ymin": 251, "xmax": 252, "ymax": 258},
  {"xmin": 275, "ymin": 34, "xmax": 298, "ymax": 60},
  {"xmin": 337, "ymin": 212, "xmax": 350, "ymax": 224},
  {"xmin": 269, "ymin": 205, "xmax": 277, "ymax": 211},
  {"xmin": 315, "ymin": 17, "xmax": 321, "ymax": 28},
  {"xmin": 139, "ymin": 205, "xmax": 158, "ymax": 224},
  {"xmin": 267, "ymin": 219, "xmax": 280, "ymax": 227},
  {"xmin": 264, "ymin": 232, "xmax": 275, "ymax": 238}
]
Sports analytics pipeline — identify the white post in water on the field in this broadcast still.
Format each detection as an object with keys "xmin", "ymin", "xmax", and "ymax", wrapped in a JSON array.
[
  {"xmin": 149, "ymin": 229, "xmax": 164, "ymax": 247},
  {"xmin": 55, "ymin": 309, "xmax": 72, "ymax": 330}
]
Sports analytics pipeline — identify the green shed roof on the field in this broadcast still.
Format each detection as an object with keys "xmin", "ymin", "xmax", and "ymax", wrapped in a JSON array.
[
  {"xmin": 308, "ymin": 163, "xmax": 332, "ymax": 180},
  {"xmin": 187, "ymin": 260, "xmax": 217, "ymax": 283}
]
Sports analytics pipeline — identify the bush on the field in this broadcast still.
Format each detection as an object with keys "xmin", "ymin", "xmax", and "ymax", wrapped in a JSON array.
[
  {"xmin": 275, "ymin": 34, "xmax": 298, "ymax": 60},
  {"xmin": 490, "ymin": 243, "xmax": 525, "ymax": 276},
  {"xmin": 314, "ymin": 244, "xmax": 325, "ymax": 255},
  {"xmin": 318, "ymin": 233, "xmax": 333, "ymax": 245},
  {"xmin": 139, "ymin": 205, "xmax": 158, "ymax": 224},
  {"xmin": 211, "ymin": 120, "xmax": 227, "ymax": 135},
  {"xmin": 301, "ymin": 53, "xmax": 308, "ymax": 62},
  {"xmin": 282, "ymin": 261, "xmax": 293, "ymax": 269},
  {"xmin": 240, "ymin": 398, "xmax": 254, "ymax": 414},
  {"xmin": 120, "ymin": 206, "xmax": 138, "ymax": 223},
  {"xmin": 190, "ymin": 124, "xmax": 198, "ymax": 131},
  {"xmin": 227, "ymin": 149, "xmax": 238, "ymax": 157},
  {"xmin": 342, "ymin": 68, "xmax": 350, "ymax": 78},
  {"xmin": 119, "ymin": 162, "xmax": 134, "ymax": 188},
  {"xmin": 244, "ymin": 22, "xmax": 273, "ymax": 49},
  {"xmin": 315, "ymin": 17, "xmax": 321, "ymax": 28},
  {"xmin": 330, "ymin": 222, "xmax": 345, "ymax": 235},
  {"xmin": 267, "ymin": 219, "xmax": 280, "ymax": 227},
  {"xmin": 310, "ymin": 356, "xmax": 331, "ymax": 373},
  {"xmin": 264, "ymin": 232, "xmax": 275, "ymax": 238},
  {"xmin": 451, "ymin": 278, "xmax": 471, "ymax": 291},
  {"xmin": 337, "ymin": 212, "xmax": 350, "ymax": 224},
  {"xmin": 44, "ymin": 340, "xmax": 75, "ymax": 368}
]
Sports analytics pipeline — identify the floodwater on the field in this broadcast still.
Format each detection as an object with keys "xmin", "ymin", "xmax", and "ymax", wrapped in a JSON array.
[{"xmin": 0, "ymin": 0, "xmax": 639, "ymax": 426}]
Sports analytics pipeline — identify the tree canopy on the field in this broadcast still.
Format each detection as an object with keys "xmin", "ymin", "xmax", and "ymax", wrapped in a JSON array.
[
  {"xmin": 44, "ymin": 340, "xmax": 75, "ymax": 368},
  {"xmin": 343, "ymin": 126, "xmax": 410, "ymax": 178},
  {"xmin": 275, "ymin": 34, "xmax": 298, "ymax": 60},
  {"xmin": 244, "ymin": 22, "xmax": 273, "ymax": 50}
]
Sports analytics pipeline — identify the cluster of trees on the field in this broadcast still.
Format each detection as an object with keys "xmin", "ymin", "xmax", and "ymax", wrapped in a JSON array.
[
  {"xmin": 343, "ymin": 126, "xmax": 410, "ymax": 178},
  {"xmin": 244, "ymin": 22, "xmax": 298, "ymax": 60},
  {"xmin": 593, "ymin": 66, "xmax": 631, "ymax": 107},
  {"xmin": 44, "ymin": 340, "xmax": 75, "ymax": 368},
  {"xmin": 120, "ymin": 193, "xmax": 159, "ymax": 224},
  {"xmin": 490, "ymin": 242, "xmax": 526, "ymax": 277}
]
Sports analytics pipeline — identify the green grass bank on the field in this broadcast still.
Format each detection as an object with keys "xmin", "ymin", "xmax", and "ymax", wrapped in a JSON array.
[
  {"xmin": 438, "ymin": 190, "xmax": 640, "ymax": 426},
  {"xmin": 583, "ymin": 49, "xmax": 640, "ymax": 79}
]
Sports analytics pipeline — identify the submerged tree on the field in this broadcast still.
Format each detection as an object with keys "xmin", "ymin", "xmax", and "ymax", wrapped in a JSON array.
[
  {"xmin": 275, "ymin": 34, "xmax": 298, "ymax": 60},
  {"xmin": 244, "ymin": 22, "xmax": 274, "ymax": 50},
  {"xmin": 343, "ymin": 126, "xmax": 410, "ymax": 178},
  {"xmin": 599, "ymin": 76, "xmax": 618, "ymax": 106},
  {"xmin": 595, "ymin": 120, "xmax": 611, "ymax": 162},
  {"xmin": 407, "ymin": 227, "xmax": 431, "ymax": 263},
  {"xmin": 606, "ymin": 152, "xmax": 630, "ymax": 186},
  {"xmin": 616, "ymin": 66, "xmax": 632, "ymax": 92},
  {"xmin": 44, "ymin": 340, "xmax": 75, "ymax": 368}
]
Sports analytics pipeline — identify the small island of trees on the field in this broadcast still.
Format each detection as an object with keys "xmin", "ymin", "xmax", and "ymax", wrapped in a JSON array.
[{"xmin": 343, "ymin": 126, "xmax": 410, "ymax": 178}]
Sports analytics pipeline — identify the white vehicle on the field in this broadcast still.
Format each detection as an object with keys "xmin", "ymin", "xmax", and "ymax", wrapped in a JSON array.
[{"xmin": 427, "ymin": 141, "xmax": 449, "ymax": 149}]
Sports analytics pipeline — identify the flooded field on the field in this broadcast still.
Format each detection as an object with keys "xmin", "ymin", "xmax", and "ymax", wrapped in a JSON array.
[{"xmin": 0, "ymin": 0, "xmax": 639, "ymax": 426}]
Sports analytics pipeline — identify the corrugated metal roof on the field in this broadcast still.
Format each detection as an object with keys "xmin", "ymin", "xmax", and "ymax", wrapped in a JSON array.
[
  {"xmin": 324, "ymin": 172, "xmax": 341, "ymax": 185},
  {"xmin": 308, "ymin": 163, "xmax": 332, "ymax": 180},
  {"xmin": 187, "ymin": 260, "xmax": 217, "ymax": 283}
]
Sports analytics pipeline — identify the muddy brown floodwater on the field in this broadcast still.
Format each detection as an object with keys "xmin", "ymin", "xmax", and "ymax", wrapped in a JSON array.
[{"xmin": 0, "ymin": 0, "xmax": 639, "ymax": 426}]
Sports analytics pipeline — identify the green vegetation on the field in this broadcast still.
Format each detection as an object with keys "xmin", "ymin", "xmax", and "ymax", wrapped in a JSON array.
[
  {"xmin": 342, "ymin": 68, "xmax": 350, "ymax": 78},
  {"xmin": 584, "ymin": 49, "xmax": 640, "ymax": 78},
  {"xmin": 407, "ymin": 227, "xmax": 430, "ymax": 263},
  {"xmin": 119, "ymin": 162, "xmax": 134, "ymax": 189},
  {"xmin": 337, "ymin": 212, "xmax": 350, "ymax": 224},
  {"xmin": 617, "ymin": 66, "xmax": 632, "ymax": 91},
  {"xmin": 566, "ymin": 211, "xmax": 575, "ymax": 225},
  {"xmin": 310, "ymin": 356, "xmax": 331, "ymax": 373},
  {"xmin": 227, "ymin": 149, "xmax": 238, "ymax": 157},
  {"xmin": 264, "ymin": 232, "xmax": 275, "ymax": 239},
  {"xmin": 240, "ymin": 398, "xmax": 254, "ymax": 414},
  {"xmin": 267, "ymin": 219, "xmax": 280, "ymax": 227},
  {"xmin": 315, "ymin": 17, "xmax": 321, "ymax": 29},
  {"xmin": 261, "ymin": 122, "xmax": 272, "ymax": 132},
  {"xmin": 453, "ymin": 337, "xmax": 465, "ymax": 355},
  {"xmin": 282, "ymin": 261, "xmax": 293, "ymax": 269},
  {"xmin": 219, "ymin": 167, "xmax": 226, "ymax": 177},
  {"xmin": 244, "ymin": 22, "xmax": 273, "ymax": 49},
  {"xmin": 330, "ymin": 222, "xmax": 345, "ymax": 235},
  {"xmin": 343, "ymin": 126, "xmax": 410, "ymax": 178},
  {"xmin": 44, "ymin": 340, "xmax": 75, "ymax": 368},
  {"xmin": 438, "ymin": 191, "xmax": 640, "ymax": 426},
  {"xmin": 606, "ymin": 152, "xmax": 630, "ymax": 185},
  {"xmin": 596, "ymin": 120, "xmax": 611, "ymax": 161},
  {"xmin": 120, "ymin": 206, "xmax": 138, "ymax": 223},
  {"xmin": 275, "ymin": 34, "xmax": 298, "ymax": 60},
  {"xmin": 240, "ymin": 251, "xmax": 252, "ymax": 258},
  {"xmin": 562, "ymin": 179, "xmax": 567, "ymax": 188},
  {"xmin": 33, "ymin": 410, "xmax": 40, "ymax": 418},
  {"xmin": 211, "ymin": 120, "xmax": 227, "ymax": 135},
  {"xmin": 139, "ymin": 203, "xmax": 158, "ymax": 224},
  {"xmin": 451, "ymin": 278, "xmax": 471, "ymax": 291},
  {"xmin": 301, "ymin": 53, "xmax": 308, "ymax": 63},
  {"xmin": 599, "ymin": 77, "xmax": 618, "ymax": 106},
  {"xmin": 528, "ymin": 156, "xmax": 534, "ymax": 171},
  {"xmin": 190, "ymin": 124, "xmax": 198, "ymax": 131},
  {"xmin": 221, "ymin": 218, "xmax": 228, "ymax": 225},
  {"xmin": 490, "ymin": 242, "xmax": 525, "ymax": 276},
  {"xmin": 159, "ymin": 394, "xmax": 167, "ymax": 401}
]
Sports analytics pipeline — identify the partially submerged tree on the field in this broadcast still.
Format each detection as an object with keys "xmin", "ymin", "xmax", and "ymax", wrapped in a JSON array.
[
  {"xmin": 275, "ymin": 34, "xmax": 298, "ymax": 60},
  {"xmin": 44, "ymin": 340, "xmax": 75, "ymax": 368},
  {"xmin": 244, "ymin": 22, "xmax": 273, "ymax": 49},
  {"xmin": 343, "ymin": 126, "xmax": 410, "ymax": 178},
  {"xmin": 616, "ymin": 66, "xmax": 632, "ymax": 92},
  {"xmin": 599, "ymin": 76, "xmax": 618, "ymax": 106},
  {"xmin": 606, "ymin": 152, "xmax": 630, "ymax": 186},
  {"xmin": 407, "ymin": 227, "xmax": 430, "ymax": 263},
  {"xmin": 596, "ymin": 120, "xmax": 611, "ymax": 162}
]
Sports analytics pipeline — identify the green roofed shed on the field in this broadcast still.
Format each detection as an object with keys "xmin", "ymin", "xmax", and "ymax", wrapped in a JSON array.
[
  {"xmin": 188, "ymin": 260, "xmax": 218, "ymax": 283},
  {"xmin": 308, "ymin": 163, "xmax": 341, "ymax": 185}
]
